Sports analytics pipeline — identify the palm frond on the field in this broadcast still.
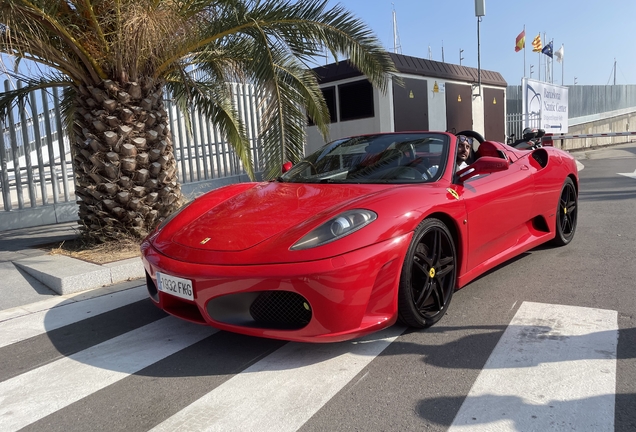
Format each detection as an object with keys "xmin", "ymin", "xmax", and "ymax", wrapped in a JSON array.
[
  {"xmin": 230, "ymin": 0, "xmax": 397, "ymax": 90},
  {"xmin": 1, "ymin": 0, "xmax": 396, "ymax": 198},
  {"xmin": 0, "ymin": 74, "xmax": 72, "ymax": 121},
  {"xmin": 166, "ymin": 69, "xmax": 254, "ymax": 179}
]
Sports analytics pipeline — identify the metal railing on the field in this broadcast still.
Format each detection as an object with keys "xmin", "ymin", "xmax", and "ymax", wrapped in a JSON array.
[
  {"xmin": 506, "ymin": 112, "xmax": 541, "ymax": 142},
  {"xmin": 1, "ymin": 80, "xmax": 265, "ymax": 225}
]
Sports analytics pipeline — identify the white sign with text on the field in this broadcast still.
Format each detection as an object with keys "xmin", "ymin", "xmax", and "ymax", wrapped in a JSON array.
[{"xmin": 522, "ymin": 78, "xmax": 569, "ymax": 133}]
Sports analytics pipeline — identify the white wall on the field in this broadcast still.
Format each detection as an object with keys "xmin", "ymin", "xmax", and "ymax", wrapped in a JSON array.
[
  {"xmin": 306, "ymin": 75, "xmax": 505, "ymax": 155},
  {"xmin": 306, "ymin": 76, "xmax": 393, "ymax": 154},
  {"xmin": 425, "ymin": 77, "xmax": 447, "ymax": 131},
  {"xmin": 471, "ymin": 87, "xmax": 485, "ymax": 136}
]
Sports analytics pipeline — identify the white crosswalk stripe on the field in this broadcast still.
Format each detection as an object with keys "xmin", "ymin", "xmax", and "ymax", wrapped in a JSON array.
[
  {"xmin": 0, "ymin": 294, "xmax": 623, "ymax": 432},
  {"xmin": 449, "ymin": 302, "xmax": 618, "ymax": 431},
  {"xmin": 0, "ymin": 286, "xmax": 147, "ymax": 348},
  {"xmin": 0, "ymin": 316, "xmax": 216, "ymax": 432},
  {"xmin": 150, "ymin": 326, "xmax": 404, "ymax": 432}
]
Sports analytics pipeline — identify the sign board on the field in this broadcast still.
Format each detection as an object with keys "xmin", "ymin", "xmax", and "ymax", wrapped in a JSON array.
[{"xmin": 521, "ymin": 78, "xmax": 569, "ymax": 133}]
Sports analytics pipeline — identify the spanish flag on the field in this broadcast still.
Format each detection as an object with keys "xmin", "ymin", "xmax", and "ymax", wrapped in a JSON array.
[
  {"xmin": 515, "ymin": 30, "xmax": 525, "ymax": 52},
  {"xmin": 532, "ymin": 34, "xmax": 542, "ymax": 52}
]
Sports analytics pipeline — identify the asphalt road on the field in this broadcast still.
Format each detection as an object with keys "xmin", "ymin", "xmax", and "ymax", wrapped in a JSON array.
[{"xmin": 1, "ymin": 143, "xmax": 635, "ymax": 432}]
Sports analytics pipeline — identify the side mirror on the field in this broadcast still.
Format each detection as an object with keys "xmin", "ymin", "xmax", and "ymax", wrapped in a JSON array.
[
  {"xmin": 282, "ymin": 161, "xmax": 293, "ymax": 173},
  {"xmin": 456, "ymin": 156, "xmax": 509, "ymax": 182}
]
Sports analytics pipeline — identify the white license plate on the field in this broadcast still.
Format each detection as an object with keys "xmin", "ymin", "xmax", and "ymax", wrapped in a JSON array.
[{"xmin": 156, "ymin": 272, "xmax": 194, "ymax": 301}]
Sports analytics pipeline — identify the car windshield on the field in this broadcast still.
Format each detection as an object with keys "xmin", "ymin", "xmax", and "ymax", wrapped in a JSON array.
[{"xmin": 279, "ymin": 133, "xmax": 450, "ymax": 183}]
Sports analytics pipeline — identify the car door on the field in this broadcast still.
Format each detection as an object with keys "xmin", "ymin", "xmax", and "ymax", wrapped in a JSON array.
[{"xmin": 458, "ymin": 158, "xmax": 536, "ymax": 272}]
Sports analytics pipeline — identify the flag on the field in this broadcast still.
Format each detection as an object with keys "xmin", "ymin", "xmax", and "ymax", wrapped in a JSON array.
[
  {"xmin": 542, "ymin": 41, "xmax": 553, "ymax": 58},
  {"xmin": 555, "ymin": 45, "xmax": 564, "ymax": 63},
  {"xmin": 515, "ymin": 30, "xmax": 525, "ymax": 52},
  {"xmin": 531, "ymin": 34, "xmax": 542, "ymax": 52}
]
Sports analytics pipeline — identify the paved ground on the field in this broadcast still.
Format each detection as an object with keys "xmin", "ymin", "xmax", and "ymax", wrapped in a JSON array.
[
  {"xmin": 0, "ymin": 221, "xmax": 144, "ymax": 313},
  {"xmin": 2, "ymin": 142, "xmax": 636, "ymax": 432},
  {"xmin": 0, "ymin": 141, "xmax": 628, "ymax": 314}
]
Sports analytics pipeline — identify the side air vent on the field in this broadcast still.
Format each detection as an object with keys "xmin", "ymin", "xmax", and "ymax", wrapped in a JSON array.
[{"xmin": 532, "ymin": 148, "xmax": 549, "ymax": 168}]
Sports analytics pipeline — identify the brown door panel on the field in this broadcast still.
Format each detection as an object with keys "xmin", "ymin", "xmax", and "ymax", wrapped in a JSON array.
[
  {"xmin": 393, "ymin": 78, "xmax": 429, "ymax": 132},
  {"xmin": 445, "ymin": 83, "xmax": 473, "ymax": 133},
  {"xmin": 483, "ymin": 88, "xmax": 505, "ymax": 142}
]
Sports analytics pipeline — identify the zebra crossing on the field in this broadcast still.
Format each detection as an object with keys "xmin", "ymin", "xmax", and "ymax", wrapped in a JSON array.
[{"xmin": 0, "ymin": 286, "xmax": 619, "ymax": 432}]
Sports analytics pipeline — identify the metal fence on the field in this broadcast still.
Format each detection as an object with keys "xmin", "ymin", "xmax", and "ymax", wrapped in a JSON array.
[
  {"xmin": 0, "ymin": 80, "xmax": 265, "ymax": 223},
  {"xmin": 6, "ymin": 78, "xmax": 635, "ymax": 230},
  {"xmin": 507, "ymin": 84, "xmax": 636, "ymax": 118},
  {"xmin": 505, "ymin": 112, "xmax": 541, "ymax": 142}
]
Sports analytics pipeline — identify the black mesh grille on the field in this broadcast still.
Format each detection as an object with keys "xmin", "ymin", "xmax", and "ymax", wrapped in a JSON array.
[{"xmin": 249, "ymin": 291, "xmax": 312, "ymax": 329}]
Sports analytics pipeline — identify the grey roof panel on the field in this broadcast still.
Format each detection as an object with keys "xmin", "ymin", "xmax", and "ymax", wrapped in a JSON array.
[{"xmin": 313, "ymin": 53, "xmax": 507, "ymax": 87}]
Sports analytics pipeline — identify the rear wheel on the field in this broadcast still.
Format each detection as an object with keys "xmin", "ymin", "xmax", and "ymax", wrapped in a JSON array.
[
  {"xmin": 398, "ymin": 218, "xmax": 457, "ymax": 328},
  {"xmin": 552, "ymin": 177, "xmax": 578, "ymax": 246}
]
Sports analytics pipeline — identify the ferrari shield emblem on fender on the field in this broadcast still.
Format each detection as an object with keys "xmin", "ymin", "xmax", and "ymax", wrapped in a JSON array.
[
  {"xmin": 200, "ymin": 237, "xmax": 211, "ymax": 244},
  {"xmin": 447, "ymin": 188, "xmax": 460, "ymax": 200}
]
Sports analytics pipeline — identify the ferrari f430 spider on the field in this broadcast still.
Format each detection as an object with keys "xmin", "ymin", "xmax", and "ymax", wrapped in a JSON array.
[{"xmin": 141, "ymin": 131, "xmax": 578, "ymax": 342}]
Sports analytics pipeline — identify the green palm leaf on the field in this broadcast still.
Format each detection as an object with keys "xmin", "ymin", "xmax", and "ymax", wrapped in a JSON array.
[{"xmin": 1, "ymin": 0, "xmax": 396, "ymax": 238}]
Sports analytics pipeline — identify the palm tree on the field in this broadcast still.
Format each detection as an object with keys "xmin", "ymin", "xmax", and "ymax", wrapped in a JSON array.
[{"xmin": 0, "ymin": 0, "xmax": 396, "ymax": 240}]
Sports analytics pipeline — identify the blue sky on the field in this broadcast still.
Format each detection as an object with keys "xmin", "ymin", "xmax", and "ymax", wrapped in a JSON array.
[
  {"xmin": 2, "ymin": 0, "xmax": 634, "ymax": 87},
  {"xmin": 329, "ymin": 0, "xmax": 636, "ymax": 86}
]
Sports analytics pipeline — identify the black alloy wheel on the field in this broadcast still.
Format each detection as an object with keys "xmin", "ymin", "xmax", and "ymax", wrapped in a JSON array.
[
  {"xmin": 398, "ymin": 218, "xmax": 457, "ymax": 328},
  {"xmin": 552, "ymin": 177, "xmax": 578, "ymax": 246}
]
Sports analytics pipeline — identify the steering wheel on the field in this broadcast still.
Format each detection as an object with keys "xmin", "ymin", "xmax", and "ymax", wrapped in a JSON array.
[
  {"xmin": 395, "ymin": 142, "xmax": 417, "ymax": 163},
  {"xmin": 456, "ymin": 130, "xmax": 485, "ymax": 144},
  {"xmin": 394, "ymin": 166, "xmax": 423, "ymax": 180},
  {"xmin": 300, "ymin": 160, "xmax": 318, "ymax": 175}
]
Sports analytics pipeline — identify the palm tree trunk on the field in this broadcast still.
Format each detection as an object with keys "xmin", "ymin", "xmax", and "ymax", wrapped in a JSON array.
[{"xmin": 71, "ymin": 79, "xmax": 182, "ymax": 240}]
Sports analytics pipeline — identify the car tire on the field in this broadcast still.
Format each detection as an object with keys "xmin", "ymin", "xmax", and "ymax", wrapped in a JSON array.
[
  {"xmin": 398, "ymin": 218, "xmax": 457, "ymax": 328},
  {"xmin": 552, "ymin": 177, "xmax": 578, "ymax": 246}
]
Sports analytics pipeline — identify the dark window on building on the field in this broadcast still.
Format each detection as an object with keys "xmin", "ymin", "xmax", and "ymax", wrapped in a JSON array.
[
  {"xmin": 308, "ymin": 86, "xmax": 337, "ymax": 126},
  {"xmin": 338, "ymin": 80, "xmax": 374, "ymax": 121},
  {"xmin": 323, "ymin": 87, "xmax": 337, "ymax": 123}
]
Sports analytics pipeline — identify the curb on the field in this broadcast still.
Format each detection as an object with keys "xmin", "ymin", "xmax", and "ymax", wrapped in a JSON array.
[{"xmin": 14, "ymin": 255, "xmax": 144, "ymax": 295}]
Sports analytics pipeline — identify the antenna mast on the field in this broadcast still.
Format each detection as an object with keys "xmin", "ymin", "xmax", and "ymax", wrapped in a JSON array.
[{"xmin": 392, "ymin": 3, "xmax": 402, "ymax": 54}]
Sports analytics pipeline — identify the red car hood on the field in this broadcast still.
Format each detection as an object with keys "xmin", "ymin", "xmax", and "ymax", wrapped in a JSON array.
[{"xmin": 171, "ymin": 182, "xmax": 389, "ymax": 252}]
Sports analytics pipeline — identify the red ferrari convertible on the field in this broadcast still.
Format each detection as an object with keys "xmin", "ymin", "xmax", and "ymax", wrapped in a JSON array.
[{"xmin": 141, "ymin": 131, "xmax": 578, "ymax": 342}]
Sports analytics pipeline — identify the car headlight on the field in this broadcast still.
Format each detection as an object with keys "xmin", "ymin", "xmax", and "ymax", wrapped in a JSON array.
[{"xmin": 291, "ymin": 209, "xmax": 377, "ymax": 250}]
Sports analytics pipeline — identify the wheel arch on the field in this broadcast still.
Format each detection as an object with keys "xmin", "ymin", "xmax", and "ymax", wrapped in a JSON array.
[
  {"xmin": 568, "ymin": 173, "xmax": 579, "ymax": 194},
  {"xmin": 425, "ymin": 211, "xmax": 464, "ymax": 283}
]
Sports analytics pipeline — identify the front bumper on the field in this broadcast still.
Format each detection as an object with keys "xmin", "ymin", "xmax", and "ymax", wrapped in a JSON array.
[{"xmin": 141, "ymin": 233, "xmax": 412, "ymax": 343}]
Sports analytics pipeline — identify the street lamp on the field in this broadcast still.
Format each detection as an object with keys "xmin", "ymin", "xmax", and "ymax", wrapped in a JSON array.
[{"xmin": 474, "ymin": 0, "xmax": 485, "ymax": 96}]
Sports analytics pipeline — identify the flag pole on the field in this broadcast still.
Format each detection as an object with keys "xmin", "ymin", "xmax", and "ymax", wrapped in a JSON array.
[
  {"xmin": 523, "ymin": 25, "xmax": 526, "ymax": 77},
  {"xmin": 538, "ymin": 40, "xmax": 541, "ymax": 81},
  {"xmin": 562, "ymin": 44, "xmax": 564, "ymax": 85},
  {"xmin": 537, "ymin": 32, "xmax": 541, "ymax": 82},
  {"xmin": 551, "ymin": 39, "xmax": 554, "ymax": 84},
  {"xmin": 544, "ymin": 32, "xmax": 547, "ymax": 82}
]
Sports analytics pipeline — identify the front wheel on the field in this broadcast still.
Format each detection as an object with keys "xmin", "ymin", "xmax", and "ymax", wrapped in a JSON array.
[
  {"xmin": 398, "ymin": 218, "xmax": 457, "ymax": 328},
  {"xmin": 552, "ymin": 177, "xmax": 578, "ymax": 246}
]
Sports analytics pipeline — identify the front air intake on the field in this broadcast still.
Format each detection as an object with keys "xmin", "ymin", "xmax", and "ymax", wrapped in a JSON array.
[
  {"xmin": 206, "ymin": 291, "xmax": 312, "ymax": 329},
  {"xmin": 249, "ymin": 291, "xmax": 312, "ymax": 329}
]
